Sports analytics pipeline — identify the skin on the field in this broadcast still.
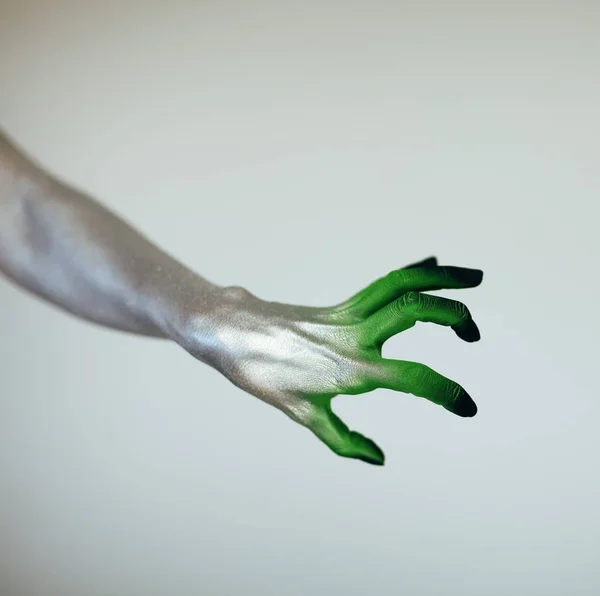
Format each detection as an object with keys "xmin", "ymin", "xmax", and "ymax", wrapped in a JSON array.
[{"xmin": 0, "ymin": 129, "xmax": 483, "ymax": 465}]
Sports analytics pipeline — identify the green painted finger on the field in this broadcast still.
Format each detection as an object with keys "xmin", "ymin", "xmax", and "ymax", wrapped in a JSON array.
[
  {"xmin": 347, "ymin": 266, "xmax": 483, "ymax": 317},
  {"xmin": 307, "ymin": 405, "xmax": 385, "ymax": 465},
  {"xmin": 374, "ymin": 359, "xmax": 477, "ymax": 417},
  {"xmin": 362, "ymin": 291, "xmax": 480, "ymax": 347}
]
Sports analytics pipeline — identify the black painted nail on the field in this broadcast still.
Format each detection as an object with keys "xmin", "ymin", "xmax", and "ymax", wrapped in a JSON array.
[
  {"xmin": 455, "ymin": 268, "xmax": 484, "ymax": 286},
  {"xmin": 358, "ymin": 440, "xmax": 385, "ymax": 466},
  {"xmin": 453, "ymin": 390, "xmax": 478, "ymax": 417},
  {"xmin": 452, "ymin": 319, "xmax": 481, "ymax": 342}
]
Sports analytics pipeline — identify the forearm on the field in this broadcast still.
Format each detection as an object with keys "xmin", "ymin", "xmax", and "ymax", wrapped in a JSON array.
[{"xmin": 0, "ymin": 130, "xmax": 224, "ymax": 347}]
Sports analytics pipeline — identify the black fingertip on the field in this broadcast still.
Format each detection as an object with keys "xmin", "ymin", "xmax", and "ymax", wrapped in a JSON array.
[
  {"xmin": 358, "ymin": 440, "xmax": 385, "ymax": 466},
  {"xmin": 359, "ymin": 453, "xmax": 386, "ymax": 466},
  {"xmin": 464, "ymin": 269, "xmax": 484, "ymax": 286},
  {"xmin": 451, "ymin": 268, "xmax": 484, "ymax": 287},
  {"xmin": 452, "ymin": 319, "xmax": 481, "ymax": 342},
  {"xmin": 453, "ymin": 391, "xmax": 478, "ymax": 418}
]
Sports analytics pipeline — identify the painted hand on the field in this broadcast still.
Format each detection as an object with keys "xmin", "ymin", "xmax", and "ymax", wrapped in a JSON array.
[{"xmin": 184, "ymin": 257, "xmax": 483, "ymax": 465}]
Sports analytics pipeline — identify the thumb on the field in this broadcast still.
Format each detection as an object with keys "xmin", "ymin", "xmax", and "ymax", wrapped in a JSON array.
[{"xmin": 307, "ymin": 404, "xmax": 385, "ymax": 466}]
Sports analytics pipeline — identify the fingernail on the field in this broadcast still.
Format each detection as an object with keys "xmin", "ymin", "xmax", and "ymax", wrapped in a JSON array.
[
  {"xmin": 359, "ymin": 454, "xmax": 385, "ymax": 466},
  {"xmin": 358, "ymin": 440, "xmax": 385, "ymax": 466},
  {"xmin": 456, "ymin": 269, "xmax": 484, "ymax": 285},
  {"xmin": 452, "ymin": 319, "xmax": 481, "ymax": 342},
  {"xmin": 453, "ymin": 390, "xmax": 478, "ymax": 417}
]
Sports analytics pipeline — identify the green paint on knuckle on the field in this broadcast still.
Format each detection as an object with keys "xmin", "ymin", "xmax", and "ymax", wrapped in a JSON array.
[
  {"xmin": 404, "ymin": 362, "xmax": 431, "ymax": 394},
  {"xmin": 399, "ymin": 290, "xmax": 421, "ymax": 309}
]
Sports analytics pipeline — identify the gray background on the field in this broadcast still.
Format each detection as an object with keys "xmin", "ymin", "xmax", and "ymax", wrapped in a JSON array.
[{"xmin": 0, "ymin": 1, "xmax": 598, "ymax": 595}]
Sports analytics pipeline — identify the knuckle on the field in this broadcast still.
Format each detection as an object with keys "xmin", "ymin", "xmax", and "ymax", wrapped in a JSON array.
[
  {"xmin": 448, "ymin": 381, "xmax": 464, "ymax": 404},
  {"xmin": 331, "ymin": 441, "xmax": 352, "ymax": 457},
  {"xmin": 222, "ymin": 285, "xmax": 252, "ymax": 301},
  {"xmin": 453, "ymin": 301, "xmax": 471, "ymax": 321},
  {"xmin": 405, "ymin": 363, "xmax": 431, "ymax": 390},
  {"xmin": 439, "ymin": 266, "xmax": 452, "ymax": 281},
  {"xmin": 400, "ymin": 291, "xmax": 421, "ymax": 308},
  {"xmin": 443, "ymin": 381, "xmax": 465, "ymax": 410},
  {"xmin": 335, "ymin": 357, "xmax": 371, "ymax": 395},
  {"xmin": 385, "ymin": 269, "xmax": 407, "ymax": 287}
]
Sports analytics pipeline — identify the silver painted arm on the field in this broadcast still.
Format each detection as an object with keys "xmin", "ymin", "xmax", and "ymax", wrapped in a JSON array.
[
  {"xmin": 0, "ymin": 130, "xmax": 222, "ymax": 346},
  {"xmin": 0, "ymin": 129, "xmax": 483, "ymax": 465}
]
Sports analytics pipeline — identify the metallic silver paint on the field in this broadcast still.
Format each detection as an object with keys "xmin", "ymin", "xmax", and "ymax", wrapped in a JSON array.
[{"xmin": 0, "ymin": 131, "xmax": 362, "ymax": 428}]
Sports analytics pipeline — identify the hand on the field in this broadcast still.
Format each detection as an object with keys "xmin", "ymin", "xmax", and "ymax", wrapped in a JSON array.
[{"xmin": 182, "ymin": 256, "xmax": 483, "ymax": 465}]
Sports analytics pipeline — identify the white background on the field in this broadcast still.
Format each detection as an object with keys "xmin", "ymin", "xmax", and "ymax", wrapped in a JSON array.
[{"xmin": 1, "ymin": 1, "xmax": 598, "ymax": 595}]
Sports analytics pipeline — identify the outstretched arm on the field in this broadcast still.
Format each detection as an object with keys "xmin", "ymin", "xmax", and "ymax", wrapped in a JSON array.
[
  {"xmin": 0, "ymin": 130, "xmax": 221, "ymax": 339},
  {"xmin": 0, "ymin": 129, "xmax": 483, "ymax": 465}
]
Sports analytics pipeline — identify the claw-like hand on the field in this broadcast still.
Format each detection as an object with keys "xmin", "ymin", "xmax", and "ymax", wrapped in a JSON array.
[
  {"xmin": 0, "ymin": 137, "xmax": 483, "ymax": 465},
  {"xmin": 183, "ymin": 257, "xmax": 483, "ymax": 465}
]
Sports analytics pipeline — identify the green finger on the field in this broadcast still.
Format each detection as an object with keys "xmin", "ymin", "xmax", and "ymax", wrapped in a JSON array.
[
  {"xmin": 362, "ymin": 291, "xmax": 480, "ymax": 347},
  {"xmin": 374, "ymin": 359, "xmax": 477, "ymax": 417},
  {"xmin": 346, "ymin": 266, "xmax": 483, "ymax": 317},
  {"xmin": 306, "ymin": 405, "xmax": 385, "ymax": 465}
]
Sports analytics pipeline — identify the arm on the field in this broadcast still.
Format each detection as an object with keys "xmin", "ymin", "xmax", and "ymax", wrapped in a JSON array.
[
  {"xmin": 0, "ymin": 130, "xmax": 219, "ymax": 340},
  {"xmin": 0, "ymin": 129, "xmax": 484, "ymax": 465}
]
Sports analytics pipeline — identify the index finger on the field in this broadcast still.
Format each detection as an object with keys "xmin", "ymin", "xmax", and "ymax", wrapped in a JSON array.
[{"xmin": 346, "ymin": 266, "xmax": 484, "ymax": 318}]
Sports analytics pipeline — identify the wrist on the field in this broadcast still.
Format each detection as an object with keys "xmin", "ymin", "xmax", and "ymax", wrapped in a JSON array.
[
  {"xmin": 141, "ymin": 262, "xmax": 221, "ymax": 344},
  {"xmin": 158, "ymin": 282, "xmax": 253, "ymax": 365}
]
